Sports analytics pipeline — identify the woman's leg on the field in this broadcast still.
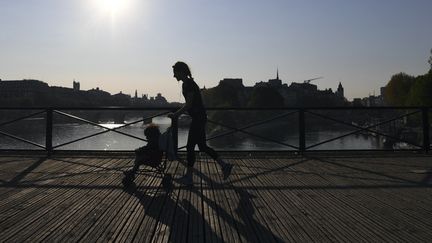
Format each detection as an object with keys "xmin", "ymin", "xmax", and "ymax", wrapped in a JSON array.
[
  {"xmin": 196, "ymin": 120, "xmax": 231, "ymax": 168},
  {"xmin": 177, "ymin": 121, "xmax": 199, "ymax": 185},
  {"xmin": 185, "ymin": 117, "xmax": 232, "ymax": 181},
  {"xmin": 186, "ymin": 122, "xmax": 198, "ymax": 167},
  {"xmin": 192, "ymin": 118, "xmax": 218, "ymax": 159},
  {"xmin": 195, "ymin": 119, "xmax": 232, "ymax": 172},
  {"xmin": 195, "ymin": 120, "xmax": 233, "ymax": 179},
  {"xmin": 197, "ymin": 142, "xmax": 218, "ymax": 160}
]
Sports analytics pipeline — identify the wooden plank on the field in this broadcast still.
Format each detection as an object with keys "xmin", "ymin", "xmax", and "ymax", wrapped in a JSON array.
[
  {"xmin": 310, "ymin": 156, "xmax": 432, "ymax": 240},
  {"xmin": 13, "ymin": 174, "xmax": 115, "ymax": 241},
  {"xmin": 55, "ymin": 159, "xmax": 134, "ymax": 242},
  {"xmin": 0, "ymin": 157, "xmax": 119, "ymax": 241},
  {"xmin": 0, "ymin": 157, "xmax": 65, "ymax": 200},
  {"xmin": 205, "ymin": 156, "xmax": 250, "ymax": 243},
  {"xmin": 235, "ymin": 157, "xmax": 316, "ymax": 242},
  {"xmin": 166, "ymin": 165, "xmax": 192, "ymax": 242},
  {"xmin": 42, "ymin": 158, "xmax": 134, "ymax": 242},
  {"xmin": 200, "ymin": 156, "xmax": 238, "ymax": 243},
  {"xmin": 0, "ymin": 157, "xmax": 91, "ymax": 210},
  {"xmin": 0, "ymin": 153, "xmax": 431, "ymax": 242},
  {"xmin": 239, "ymin": 157, "xmax": 322, "ymax": 242},
  {"xmin": 0, "ymin": 157, "xmax": 38, "ymax": 179},
  {"xmin": 317, "ymin": 156, "xmax": 432, "ymax": 210},
  {"xmin": 115, "ymin": 158, "xmax": 179, "ymax": 242},
  {"xmin": 0, "ymin": 156, "xmax": 108, "ymax": 222},
  {"xmin": 185, "ymin": 157, "xmax": 203, "ymax": 243},
  {"xmin": 93, "ymin": 160, "xmax": 166, "ymax": 242},
  {"xmin": 246, "ymin": 157, "xmax": 361, "ymax": 242},
  {"xmin": 0, "ymin": 157, "xmax": 108, "ymax": 219},
  {"xmin": 130, "ymin": 160, "xmax": 179, "ymax": 243},
  {"xmin": 79, "ymin": 159, "xmax": 155, "ymax": 242},
  {"xmin": 149, "ymin": 160, "xmax": 184, "ymax": 243},
  {"xmin": 200, "ymin": 156, "xmax": 224, "ymax": 243},
  {"xmin": 267, "ymin": 157, "xmax": 419, "ymax": 241},
  {"xmin": 321, "ymin": 156, "xmax": 432, "ymax": 208},
  {"xmin": 14, "ymin": 157, "xmax": 124, "ymax": 242},
  {"xmin": 280, "ymin": 157, "xmax": 395, "ymax": 241},
  {"xmin": 227, "ymin": 158, "xmax": 279, "ymax": 243}
]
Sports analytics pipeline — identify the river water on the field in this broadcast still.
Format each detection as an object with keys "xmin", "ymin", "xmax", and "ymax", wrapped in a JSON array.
[{"xmin": 0, "ymin": 116, "xmax": 386, "ymax": 151}]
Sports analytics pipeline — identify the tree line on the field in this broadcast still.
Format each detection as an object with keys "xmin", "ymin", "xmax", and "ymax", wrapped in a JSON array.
[{"xmin": 384, "ymin": 49, "xmax": 432, "ymax": 106}]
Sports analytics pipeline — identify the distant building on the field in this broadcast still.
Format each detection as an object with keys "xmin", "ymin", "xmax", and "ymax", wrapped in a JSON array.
[
  {"xmin": 268, "ymin": 69, "xmax": 282, "ymax": 87},
  {"xmin": 0, "ymin": 79, "xmax": 49, "ymax": 99},
  {"xmin": 203, "ymin": 72, "xmax": 352, "ymax": 107},
  {"xmin": 73, "ymin": 80, "xmax": 80, "ymax": 91},
  {"xmin": 352, "ymin": 98, "xmax": 363, "ymax": 106},
  {"xmin": 0, "ymin": 79, "xmax": 170, "ymax": 107},
  {"xmin": 219, "ymin": 78, "xmax": 244, "ymax": 89},
  {"xmin": 113, "ymin": 91, "xmax": 131, "ymax": 106},
  {"xmin": 254, "ymin": 81, "xmax": 267, "ymax": 87},
  {"xmin": 155, "ymin": 93, "xmax": 168, "ymax": 104},
  {"xmin": 357, "ymin": 95, "xmax": 385, "ymax": 107},
  {"xmin": 353, "ymin": 87, "xmax": 386, "ymax": 107},
  {"xmin": 380, "ymin": 87, "xmax": 386, "ymax": 97},
  {"xmin": 289, "ymin": 82, "xmax": 318, "ymax": 92},
  {"xmin": 87, "ymin": 87, "xmax": 111, "ymax": 100},
  {"xmin": 113, "ymin": 91, "xmax": 130, "ymax": 99},
  {"xmin": 335, "ymin": 82, "xmax": 344, "ymax": 98}
]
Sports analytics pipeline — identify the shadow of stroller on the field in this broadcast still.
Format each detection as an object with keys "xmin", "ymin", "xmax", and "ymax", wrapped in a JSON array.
[
  {"xmin": 122, "ymin": 170, "xmax": 174, "ymax": 193},
  {"xmin": 121, "ymin": 177, "xmax": 222, "ymax": 242}
]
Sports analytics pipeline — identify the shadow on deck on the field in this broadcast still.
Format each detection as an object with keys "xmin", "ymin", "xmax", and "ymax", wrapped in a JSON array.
[{"xmin": 0, "ymin": 152, "xmax": 431, "ymax": 242}]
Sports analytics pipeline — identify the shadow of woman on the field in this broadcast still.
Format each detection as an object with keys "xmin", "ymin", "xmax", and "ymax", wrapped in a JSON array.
[
  {"xmin": 235, "ymin": 188, "xmax": 285, "ymax": 242},
  {"xmin": 186, "ymin": 183, "xmax": 284, "ymax": 243}
]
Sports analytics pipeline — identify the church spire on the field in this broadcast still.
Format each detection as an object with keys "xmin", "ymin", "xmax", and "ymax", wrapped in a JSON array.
[{"xmin": 276, "ymin": 67, "xmax": 279, "ymax": 80}]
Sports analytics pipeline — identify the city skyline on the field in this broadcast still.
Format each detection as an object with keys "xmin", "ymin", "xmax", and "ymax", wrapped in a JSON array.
[
  {"xmin": 1, "ymin": 0, "xmax": 431, "ymax": 102},
  {"xmin": 0, "ymin": 78, "xmax": 169, "ymax": 98},
  {"xmin": 1, "ymin": 75, "xmax": 345, "ymax": 102}
]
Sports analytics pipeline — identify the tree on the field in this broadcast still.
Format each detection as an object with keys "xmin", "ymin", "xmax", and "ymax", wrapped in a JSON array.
[
  {"xmin": 429, "ymin": 49, "xmax": 432, "ymax": 72},
  {"xmin": 384, "ymin": 73, "xmax": 415, "ymax": 106},
  {"xmin": 406, "ymin": 72, "xmax": 432, "ymax": 106}
]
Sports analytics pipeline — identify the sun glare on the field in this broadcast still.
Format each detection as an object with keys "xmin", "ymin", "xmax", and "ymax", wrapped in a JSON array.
[{"xmin": 93, "ymin": 0, "xmax": 131, "ymax": 18}]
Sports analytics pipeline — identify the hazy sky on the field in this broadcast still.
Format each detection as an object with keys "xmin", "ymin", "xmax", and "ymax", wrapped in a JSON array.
[{"xmin": 1, "ymin": 0, "xmax": 431, "ymax": 102}]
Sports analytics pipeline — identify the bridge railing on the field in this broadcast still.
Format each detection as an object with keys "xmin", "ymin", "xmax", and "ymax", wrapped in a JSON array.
[{"xmin": 0, "ymin": 106, "xmax": 430, "ymax": 153}]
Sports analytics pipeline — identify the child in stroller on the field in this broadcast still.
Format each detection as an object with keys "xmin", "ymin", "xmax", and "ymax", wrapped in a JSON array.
[{"xmin": 123, "ymin": 123, "xmax": 174, "ymax": 190}]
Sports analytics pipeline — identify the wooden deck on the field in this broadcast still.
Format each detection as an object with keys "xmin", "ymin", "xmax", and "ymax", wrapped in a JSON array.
[{"xmin": 0, "ymin": 152, "xmax": 432, "ymax": 242}]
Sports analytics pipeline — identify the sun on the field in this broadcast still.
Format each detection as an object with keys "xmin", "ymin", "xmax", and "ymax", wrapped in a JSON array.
[{"xmin": 93, "ymin": 0, "xmax": 130, "ymax": 17}]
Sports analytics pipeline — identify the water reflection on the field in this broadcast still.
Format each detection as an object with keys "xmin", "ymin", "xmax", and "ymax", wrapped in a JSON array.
[
  {"xmin": 0, "ymin": 116, "xmax": 386, "ymax": 151},
  {"xmin": 99, "ymin": 123, "xmax": 124, "ymax": 129}
]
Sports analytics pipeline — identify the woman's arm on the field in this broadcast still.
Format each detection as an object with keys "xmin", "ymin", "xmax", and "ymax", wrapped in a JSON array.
[{"xmin": 169, "ymin": 91, "xmax": 194, "ymax": 118}]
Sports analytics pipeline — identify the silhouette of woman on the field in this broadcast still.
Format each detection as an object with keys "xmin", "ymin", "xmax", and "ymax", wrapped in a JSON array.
[{"xmin": 168, "ymin": 61, "xmax": 232, "ymax": 185}]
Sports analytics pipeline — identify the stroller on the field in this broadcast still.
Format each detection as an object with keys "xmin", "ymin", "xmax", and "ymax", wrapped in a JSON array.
[{"xmin": 123, "ymin": 126, "xmax": 176, "ymax": 191}]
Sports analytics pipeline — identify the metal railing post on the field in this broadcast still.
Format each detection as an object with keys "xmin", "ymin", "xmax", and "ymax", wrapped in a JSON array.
[
  {"xmin": 172, "ymin": 116, "xmax": 178, "ymax": 158},
  {"xmin": 299, "ymin": 109, "xmax": 306, "ymax": 153},
  {"xmin": 422, "ymin": 107, "xmax": 430, "ymax": 153},
  {"xmin": 45, "ymin": 108, "xmax": 53, "ymax": 154}
]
